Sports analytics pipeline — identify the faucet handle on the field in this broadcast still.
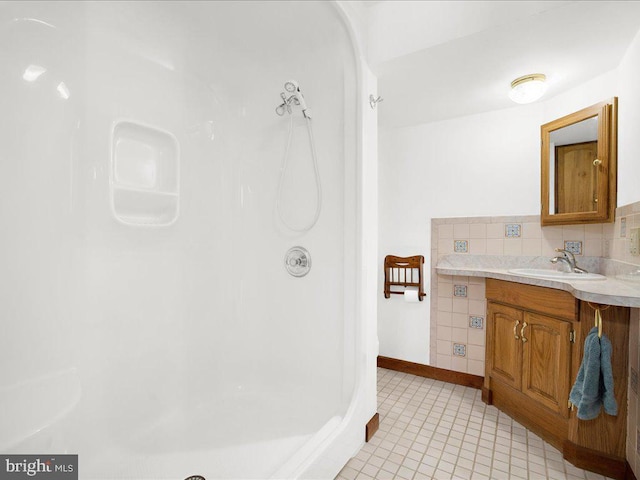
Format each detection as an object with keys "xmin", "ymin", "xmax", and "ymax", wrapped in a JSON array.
[
  {"xmin": 555, "ymin": 247, "xmax": 575, "ymax": 259},
  {"xmin": 553, "ymin": 248, "xmax": 585, "ymax": 273}
]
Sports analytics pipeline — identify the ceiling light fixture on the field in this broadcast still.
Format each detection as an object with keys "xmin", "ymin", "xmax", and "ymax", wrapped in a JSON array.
[{"xmin": 509, "ymin": 73, "xmax": 547, "ymax": 104}]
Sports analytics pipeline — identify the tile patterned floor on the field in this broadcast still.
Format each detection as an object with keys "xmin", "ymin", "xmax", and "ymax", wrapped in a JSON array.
[{"xmin": 336, "ymin": 368, "xmax": 613, "ymax": 480}]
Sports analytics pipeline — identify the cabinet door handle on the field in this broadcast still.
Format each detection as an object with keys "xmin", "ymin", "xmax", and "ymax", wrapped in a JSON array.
[
  {"xmin": 521, "ymin": 322, "xmax": 528, "ymax": 343},
  {"xmin": 513, "ymin": 320, "xmax": 520, "ymax": 340}
]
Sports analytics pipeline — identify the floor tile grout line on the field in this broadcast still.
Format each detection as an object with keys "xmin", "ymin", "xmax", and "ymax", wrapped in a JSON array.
[
  {"xmin": 434, "ymin": 384, "xmax": 482, "ymax": 476},
  {"xmin": 337, "ymin": 368, "xmax": 612, "ymax": 480}
]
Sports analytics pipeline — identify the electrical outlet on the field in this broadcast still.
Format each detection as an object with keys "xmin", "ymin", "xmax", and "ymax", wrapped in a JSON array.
[{"xmin": 630, "ymin": 227, "xmax": 640, "ymax": 256}]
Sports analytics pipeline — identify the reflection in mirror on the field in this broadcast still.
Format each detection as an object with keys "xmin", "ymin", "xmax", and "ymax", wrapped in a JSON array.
[
  {"xmin": 549, "ymin": 117, "xmax": 598, "ymax": 214},
  {"xmin": 541, "ymin": 98, "xmax": 617, "ymax": 226}
]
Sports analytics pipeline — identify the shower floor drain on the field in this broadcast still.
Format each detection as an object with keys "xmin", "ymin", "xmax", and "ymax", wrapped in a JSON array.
[{"xmin": 184, "ymin": 476, "xmax": 206, "ymax": 480}]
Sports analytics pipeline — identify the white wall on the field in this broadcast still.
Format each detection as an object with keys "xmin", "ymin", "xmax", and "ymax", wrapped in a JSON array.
[
  {"xmin": 366, "ymin": 1, "xmax": 573, "ymax": 67},
  {"xmin": 377, "ymin": 59, "xmax": 640, "ymax": 365},
  {"xmin": 337, "ymin": 1, "xmax": 369, "ymax": 64},
  {"xmin": 617, "ymin": 26, "xmax": 640, "ymax": 480},
  {"xmin": 378, "ymin": 104, "xmax": 541, "ymax": 363},
  {"xmin": 618, "ymin": 27, "xmax": 640, "ymax": 207}
]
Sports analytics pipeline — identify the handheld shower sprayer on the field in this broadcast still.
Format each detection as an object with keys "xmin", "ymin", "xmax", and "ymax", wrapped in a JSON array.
[
  {"xmin": 275, "ymin": 79, "xmax": 321, "ymax": 232},
  {"xmin": 276, "ymin": 80, "xmax": 311, "ymax": 118},
  {"xmin": 284, "ymin": 80, "xmax": 310, "ymax": 117}
]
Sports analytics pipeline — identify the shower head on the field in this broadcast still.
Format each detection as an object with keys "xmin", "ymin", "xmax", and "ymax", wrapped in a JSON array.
[
  {"xmin": 283, "ymin": 80, "xmax": 310, "ymax": 118},
  {"xmin": 284, "ymin": 80, "xmax": 299, "ymax": 93}
]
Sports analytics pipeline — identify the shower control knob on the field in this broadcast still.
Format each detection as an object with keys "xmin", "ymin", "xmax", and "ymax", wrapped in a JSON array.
[
  {"xmin": 284, "ymin": 247, "xmax": 311, "ymax": 277},
  {"xmin": 288, "ymin": 257, "xmax": 306, "ymax": 267}
]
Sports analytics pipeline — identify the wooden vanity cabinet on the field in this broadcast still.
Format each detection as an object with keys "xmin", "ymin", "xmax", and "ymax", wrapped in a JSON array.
[
  {"xmin": 488, "ymin": 302, "xmax": 572, "ymax": 417},
  {"xmin": 487, "ymin": 302, "xmax": 523, "ymax": 391},
  {"xmin": 484, "ymin": 279, "xmax": 630, "ymax": 479}
]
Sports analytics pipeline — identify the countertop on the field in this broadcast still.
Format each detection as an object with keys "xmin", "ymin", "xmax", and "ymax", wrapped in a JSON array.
[{"xmin": 436, "ymin": 255, "xmax": 640, "ymax": 308}]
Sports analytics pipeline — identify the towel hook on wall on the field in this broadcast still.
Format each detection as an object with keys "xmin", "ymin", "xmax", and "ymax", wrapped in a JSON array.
[{"xmin": 369, "ymin": 94, "xmax": 383, "ymax": 109}]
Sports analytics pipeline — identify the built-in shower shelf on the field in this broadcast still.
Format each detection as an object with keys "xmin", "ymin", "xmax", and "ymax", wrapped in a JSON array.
[
  {"xmin": 110, "ymin": 120, "xmax": 180, "ymax": 226},
  {"xmin": 111, "ymin": 186, "xmax": 180, "ymax": 226},
  {"xmin": 112, "ymin": 185, "xmax": 179, "ymax": 197},
  {"xmin": 114, "ymin": 215, "xmax": 177, "ymax": 226}
]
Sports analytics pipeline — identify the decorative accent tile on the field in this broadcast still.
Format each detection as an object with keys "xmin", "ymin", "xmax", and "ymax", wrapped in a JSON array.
[
  {"xmin": 469, "ymin": 316, "xmax": 484, "ymax": 329},
  {"xmin": 563, "ymin": 240, "xmax": 582, "ymax": 255},
  {"xmin": 453, "ymin": 343, "xmax": 466, "ymax": 357},
  {"xmin": 505, "ymin": 224, "xmax": 522, "ymax": 238},
  {"xmin": 632, "ymin": 368, "xmax": 638, "ymax": 395},
  {"xmin": 453, "ymin": 285, "xmax": 468, "ymax": 297},
  {"xmin": 621, "ymin": 217, "xmax": 627, "ymax": 238},
  {"xmin": 454, "ymin": 240, "xmax": 468, "ymax": 253}
]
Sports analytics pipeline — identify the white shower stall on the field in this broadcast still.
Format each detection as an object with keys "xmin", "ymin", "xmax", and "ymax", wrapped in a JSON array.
[{"xmin": 0, "ymin": 1, "xmax": 378, "ymax": 479}]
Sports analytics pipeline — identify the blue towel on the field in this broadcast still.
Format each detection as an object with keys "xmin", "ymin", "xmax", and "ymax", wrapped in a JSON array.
[
  {"xmin": 569, "ymin": 327, "xmax": 617, "ymax": 420},
  {"xmin": 600, "ymin": 332, "xmax": 618, "ymax": 416}
]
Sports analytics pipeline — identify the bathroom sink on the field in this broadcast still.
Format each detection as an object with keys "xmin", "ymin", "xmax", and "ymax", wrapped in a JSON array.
[{"xmin": 507, "ymin": 268, "xmax": 606, "ymax": 281}]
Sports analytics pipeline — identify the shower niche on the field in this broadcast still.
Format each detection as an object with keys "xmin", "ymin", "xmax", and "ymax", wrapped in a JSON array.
[{"xmin": 110, "ymin": 120, "xmax": 180, "ymax": 226}]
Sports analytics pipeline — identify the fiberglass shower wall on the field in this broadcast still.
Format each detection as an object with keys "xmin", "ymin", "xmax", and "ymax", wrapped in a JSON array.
[{"xmin": 0, "ymin": 1, "xmax": 358, "ymax": 478}]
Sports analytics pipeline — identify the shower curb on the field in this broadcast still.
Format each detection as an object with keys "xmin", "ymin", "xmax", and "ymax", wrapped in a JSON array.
[{"xmin": 365, "ymin": 413, "xmax": 379, "ymax": 442}]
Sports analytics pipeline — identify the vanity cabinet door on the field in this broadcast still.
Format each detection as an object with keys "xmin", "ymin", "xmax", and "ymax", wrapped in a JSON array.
[
  {"xmin": 521, "ymin": 312, "xmax": 572, "ymax": 418},
  {"xmin": 487, "ymin": 302, "xmax": 523, "ymax": 391},
  {"xmin": 483, "ymin": 279, "xmax": 629, "ymax": 477}
]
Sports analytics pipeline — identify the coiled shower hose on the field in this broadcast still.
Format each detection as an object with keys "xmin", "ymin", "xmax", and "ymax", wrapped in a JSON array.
[{"xmin": 276, "ymin": 114, "xmax": 322, "ymax": 233}]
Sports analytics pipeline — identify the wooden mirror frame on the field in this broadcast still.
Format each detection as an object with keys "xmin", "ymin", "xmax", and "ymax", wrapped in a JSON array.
[{"xmin": 541, "ymin": 98, "xmax": 617, "ymax": 226}]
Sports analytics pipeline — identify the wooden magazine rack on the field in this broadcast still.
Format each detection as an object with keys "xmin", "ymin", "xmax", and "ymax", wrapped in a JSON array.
[{"xmin": 383, "ymin": 255, "xmax": 425, "ymax": 301}]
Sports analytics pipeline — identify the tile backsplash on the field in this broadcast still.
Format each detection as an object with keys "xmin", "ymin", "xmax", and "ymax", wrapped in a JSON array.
[
  {"xmin": 430, "ymin": 205, "xmax": 640, "ymax": 375},
  {"xmin": 430, "ymin": 200, "xmax": 640, "ymax": 478},
  {"xmin": 615, "ymin": 202, "xmax": 640, "ymax": 477},
  {"xmin": 612, "ymin": 202, "xmax": 640, "ymax": 264}
]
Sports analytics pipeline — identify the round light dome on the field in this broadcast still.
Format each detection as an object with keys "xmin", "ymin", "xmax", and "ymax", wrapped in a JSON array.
[{"xmin": 509, "ymin": 73, "xmax": 547, "ymax": 104}]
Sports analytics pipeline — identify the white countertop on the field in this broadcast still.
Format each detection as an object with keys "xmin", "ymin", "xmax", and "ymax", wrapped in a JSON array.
[{"xmin": 436, "ymin": 255, "xmax": 640, "ymax": 308}]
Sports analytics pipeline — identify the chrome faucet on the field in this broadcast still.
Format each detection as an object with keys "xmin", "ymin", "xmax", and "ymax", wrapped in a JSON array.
[{"xmin": 551, "ymin": 248, "xmax": 588, "ymax": 273}]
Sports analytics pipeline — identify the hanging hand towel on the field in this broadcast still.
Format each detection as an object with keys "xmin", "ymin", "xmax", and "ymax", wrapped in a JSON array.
[
  {"xmin": 569, "ymin": 326, "xmax": 618, "ymax": 420},
  {"xmin": 569, "ymin": 327, "xmax": 601, "ymax": 420},
  {"xmin": 600, "ymin": 332, "xmax": 618, "ymax": 416}
]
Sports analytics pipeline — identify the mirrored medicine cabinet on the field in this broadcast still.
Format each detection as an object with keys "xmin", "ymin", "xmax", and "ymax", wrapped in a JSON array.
[{"xmin": 541, "ymin": 98, "xmax": 617, "ymax": 226}]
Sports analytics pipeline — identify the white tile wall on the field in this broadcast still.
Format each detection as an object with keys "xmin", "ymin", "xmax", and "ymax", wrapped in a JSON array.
[
  {"xmin": 613, "ymin": 202, "xmax": 640, "ymax": 479},
  {"xmin": 428, "ymin": 201, "xmax": 640, "ymax": 478},
  {"xmin": 430, "ymin": 214, "xmax": 608, "ymax": 373}
]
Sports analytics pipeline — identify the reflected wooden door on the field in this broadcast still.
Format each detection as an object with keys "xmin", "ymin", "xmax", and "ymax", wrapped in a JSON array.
[{"xmin": 555, "ymin": 141, "xmax": 598, "ymax": 214}]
